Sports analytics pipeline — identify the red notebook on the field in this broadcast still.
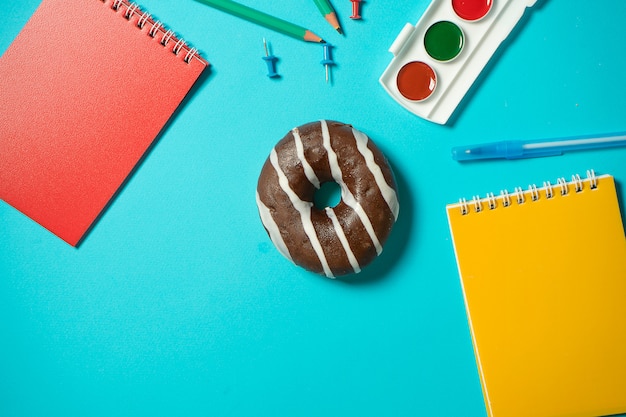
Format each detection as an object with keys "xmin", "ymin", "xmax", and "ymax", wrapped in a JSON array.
[{"xmin": 0, "ymin": 0, "xmax": 208, "ymax": 245}]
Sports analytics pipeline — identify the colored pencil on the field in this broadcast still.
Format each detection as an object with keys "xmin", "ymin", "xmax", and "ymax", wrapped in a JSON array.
[
  {"xmin": 195, "ymin": 0, "xmax": 324, "ymax": 43},
  {"xmin": 312, "ymin": 0, "xmax": 342, "ymax": 34}
]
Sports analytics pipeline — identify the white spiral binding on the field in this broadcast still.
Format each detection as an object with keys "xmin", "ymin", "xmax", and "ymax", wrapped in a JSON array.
[
  {"xmin": 161, "ymin": 30, "xmax": 175, "ymax": 46},
  {"xmin": 104, "ymin": 0, "xmax": 200, "ymax": 64},
  {"xmin": 138, "ymin": 11, "xmax": 151, "ymax": 29},
  {"xmin": 125, "ymin": 2, "xmax": 139, "ymax": 19},
  {"xmin": 458, "ymin": 171, "xmax": 598, "ymax": 215},
  {"xmin": 588, "ymin": 169, "xmax": 597, "ymax": 188},
  {"xmin": 529, "ymin": 184, "xmax": 539, "ymax": 201},
  {"xmin": 557, "ymin": 177, "xmax": 568, "ymax": 196},
  {"xmin": 486, "ymin": 192, "xmax": 497, "ymax": 210},
  {"xmin": 472, "ymin": 195, "xmax": 482, "ymax": 213},
  {"xmin": 543, "ymin": 181, "xmax": 553, "ymax": 199},
  {"xmin": 572, "ymin": 174, "xmax": 583, "ymax": 192},
  {"xmin": 459, "ymin": 198, "xmax": 468, "ymax": 215},
  {"xmin": 184, "ymin": 47, "xmax": 199, "ymax": 63},
  {"xmin": 514, "ymin": 187, "xmax": 525, "ymax": 204},
  {"xmin": 149, "ymin": 20, "xmax": 163, "ymax": 37},
  {"xmin": 173, "ymin": 38, "xmax": 185, "ymax": 55},
  {"xmin": 500, "ymin": 189, "xmax": 511, "ymax": 207}
]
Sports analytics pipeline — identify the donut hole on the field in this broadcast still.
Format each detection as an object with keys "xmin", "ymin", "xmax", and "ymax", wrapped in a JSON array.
[{"xmin": 313, "ymin": 181, "xmax": 342, "ymax": 209}]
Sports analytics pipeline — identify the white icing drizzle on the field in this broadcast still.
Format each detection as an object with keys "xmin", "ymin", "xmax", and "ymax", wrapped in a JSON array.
[
  {"xmin": 343, "ymin": 193, "xmax": 383, "ymax": 255},
  {"xmin": 293, "ymin": 128, "xmax": 321, "ymax": 189},
  {"xmin": 352, "ymin": 128, "xmax": 399, "ymax": 220},
  {"xmin": 270, "ymin": 148, "xmax": 334, "ymax": 278},
  {"xmin": 320, "ymin": 120, "xmax": 383, "ymax": 255},
  {"xmin": 325, "ymin": 207, "xmax": 361, "ymax": 273},
  {"xmin": 256, "ymin": 191, "xmax": 292, "ymax": 261}
]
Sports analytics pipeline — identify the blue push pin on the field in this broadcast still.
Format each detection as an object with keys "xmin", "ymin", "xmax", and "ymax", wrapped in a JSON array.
[
  {"xmin": 320, "ymin": 43, "xmax": 335, "ymax": 83},
  {"xmin": 262, "ymin": 38, "xmax": 279, "ymax": 78}
]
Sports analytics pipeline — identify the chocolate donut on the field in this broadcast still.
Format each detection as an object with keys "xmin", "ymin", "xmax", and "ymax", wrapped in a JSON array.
[{"xmin": 256, "ymin": 120, "xmax": 399, "ymax": 278}]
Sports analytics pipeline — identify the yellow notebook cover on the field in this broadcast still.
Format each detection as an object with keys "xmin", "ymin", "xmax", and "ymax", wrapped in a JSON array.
[{"xmin": 446, "ymin": 171, "xmax": 626, "ymax": 417}]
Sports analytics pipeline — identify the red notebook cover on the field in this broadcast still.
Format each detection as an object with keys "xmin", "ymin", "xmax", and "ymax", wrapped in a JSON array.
[{"xmin": 0, "ymin": 0, "xmax": 208, "ymax": 246}]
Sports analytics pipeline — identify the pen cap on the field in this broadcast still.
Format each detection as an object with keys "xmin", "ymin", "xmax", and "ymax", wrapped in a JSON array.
[
  {"xmin": 452, "ymin": 140, "xmax": 525, "ymax": 161},
  {"xmin": 452, "ymin": 140, "xmax": 566, "ymax": 161}
]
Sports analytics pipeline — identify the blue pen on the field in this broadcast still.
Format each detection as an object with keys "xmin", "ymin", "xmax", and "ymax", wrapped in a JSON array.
[{"xmin": 452, "ymin": 132, "xmax": 626, "ymax": 161}]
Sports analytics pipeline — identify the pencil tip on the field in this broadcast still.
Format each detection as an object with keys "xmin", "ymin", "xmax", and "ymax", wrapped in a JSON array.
[
  {"xmin": 336, "ymin": 27, "xmax": 343, "ymax": 35},
  {"xmin": 303, "ymin": 30, "xmax": 324, "ymax": 43}
]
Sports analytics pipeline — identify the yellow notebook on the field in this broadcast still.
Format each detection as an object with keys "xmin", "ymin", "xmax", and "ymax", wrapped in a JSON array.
[{"xmin": 446, "ymin": 171, "xmax": 626, "ymax": 417}]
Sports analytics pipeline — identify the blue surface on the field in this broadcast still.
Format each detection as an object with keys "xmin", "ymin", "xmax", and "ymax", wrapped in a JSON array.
[{"xmin": 2, "ymin": 0, "xmax": 626, "ymax": 416}]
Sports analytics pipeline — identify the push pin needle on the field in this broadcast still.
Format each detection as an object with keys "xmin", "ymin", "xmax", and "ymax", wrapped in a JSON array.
[
  {"xmin": 262, "ymin": 38, "xmax": 279, "ymax": 78},
  {"xmin": 320, "ymin": 43, "xmax": 335, "ymax": 83}
]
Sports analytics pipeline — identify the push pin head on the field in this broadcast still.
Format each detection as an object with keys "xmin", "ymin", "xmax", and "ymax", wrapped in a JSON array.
[
  {"xmin": 320, "ymin": 43, "xmax": 335, "ymax": 83},
  {"xmin": 350, "ymin": 0, "xmax": 362, "ymax": 19},
  {"xmin": 262, "ymin": 38, "xmax": 279, "ymax": 78}
]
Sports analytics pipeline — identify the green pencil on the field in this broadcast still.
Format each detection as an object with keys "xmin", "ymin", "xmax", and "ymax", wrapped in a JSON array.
[
  {"xmin": 312, "ymin": 0, "xmax": 342, "ymax": 34},
  {"xmin": 195, "ymin": 0, "xmax": 324, "ymax": 43}
]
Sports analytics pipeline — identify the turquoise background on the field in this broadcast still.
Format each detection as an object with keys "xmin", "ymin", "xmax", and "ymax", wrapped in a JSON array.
[{"xmin": 2, "ymin": 0, "xmax": 625, "ymax": 416}]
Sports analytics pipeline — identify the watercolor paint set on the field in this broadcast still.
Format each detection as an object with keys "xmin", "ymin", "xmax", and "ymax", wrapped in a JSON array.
[{"xmin": 380, "ymin": 0, "xmax": 537, "ymax": 124}]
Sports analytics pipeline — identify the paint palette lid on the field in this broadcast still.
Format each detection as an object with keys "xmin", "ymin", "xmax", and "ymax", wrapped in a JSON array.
[{"xmin": 380, "ymin": 0, "xmax": 537, "ymax": 124}]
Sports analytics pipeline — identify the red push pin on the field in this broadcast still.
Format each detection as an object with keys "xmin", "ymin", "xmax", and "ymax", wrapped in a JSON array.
[{"xmin": 350, "ymin": 0, "xmax": 362, "ymax": 19}]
